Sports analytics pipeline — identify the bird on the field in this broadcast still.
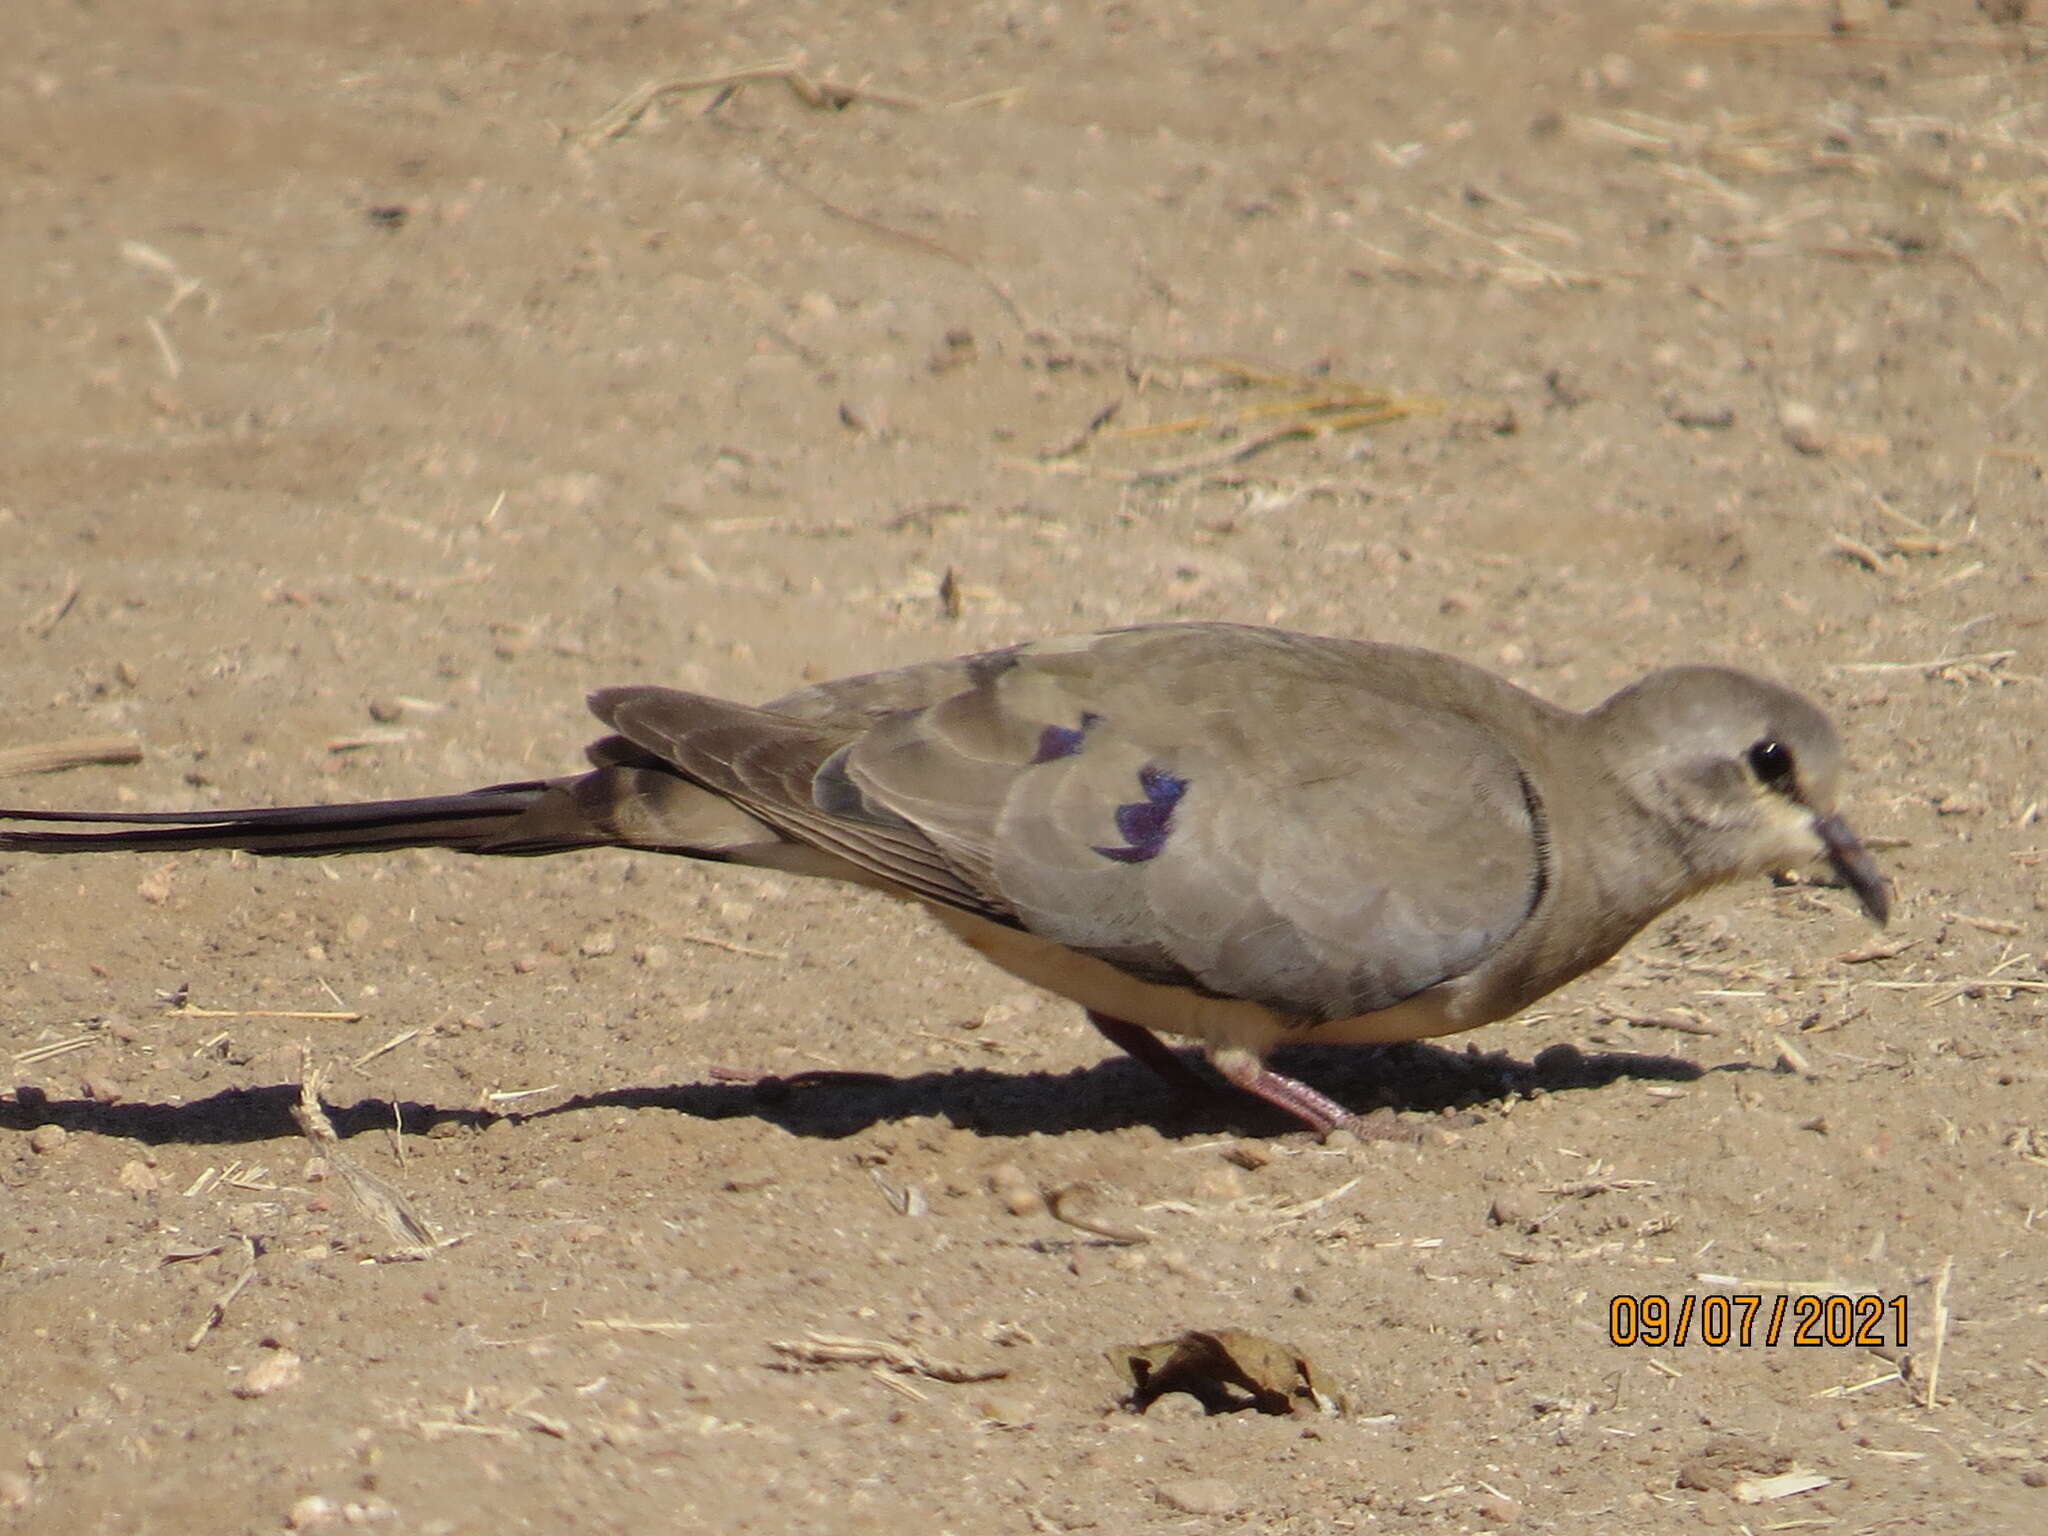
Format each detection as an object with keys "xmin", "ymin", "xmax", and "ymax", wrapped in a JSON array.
[{"xmin": 0, "ymin": 622, "xmax": 1888, "ymax": 1136}]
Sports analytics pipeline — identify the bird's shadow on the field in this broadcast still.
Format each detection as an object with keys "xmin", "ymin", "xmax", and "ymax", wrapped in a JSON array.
[{"xmin": 0, "ymin": 1039, "xmax": 1719, "ymax": 1150}]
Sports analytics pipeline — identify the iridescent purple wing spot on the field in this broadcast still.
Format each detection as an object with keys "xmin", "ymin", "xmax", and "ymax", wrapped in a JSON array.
[
  {"xmin": 1031, "ymin": 711, "xmax": 1102, "ymax": 764},
  {"xmin": 1093, "ymin": 764, "xmax": 1186, "ymax": 864}
]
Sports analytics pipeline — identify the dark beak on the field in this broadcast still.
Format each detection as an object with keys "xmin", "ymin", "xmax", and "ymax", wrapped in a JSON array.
[{"xmin": 1815, "ymin": 813, "xmax": 1890, "ymax": 926}]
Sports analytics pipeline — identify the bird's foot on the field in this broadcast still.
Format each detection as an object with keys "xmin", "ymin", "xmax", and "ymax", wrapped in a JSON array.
[
  {"xmin": 1087, "ymin": 1017, "xmax": 1412, "ymax": 1140},
  {"xmin": 1208, "ymin": 1051, "xmax": 1354, "ymax": 1138},
  {"xmin": 1205, "ymin": 1046, "xmax": 1416, "ymax": 1142}
]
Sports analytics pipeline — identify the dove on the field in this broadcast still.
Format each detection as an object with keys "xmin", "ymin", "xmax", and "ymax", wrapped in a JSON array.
[{"xmin": 0, "ymin": 623, "xmax": 1887, "ymax": 1135}]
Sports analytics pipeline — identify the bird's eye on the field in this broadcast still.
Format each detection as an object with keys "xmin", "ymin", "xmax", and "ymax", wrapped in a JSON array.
[{"xmin": 1747, "ymin": 739, "xmax": 1795, "ymax": 787}]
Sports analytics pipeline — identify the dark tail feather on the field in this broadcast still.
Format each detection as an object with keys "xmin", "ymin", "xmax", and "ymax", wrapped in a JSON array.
[{"xmin": 0, "ymin": 782, "xmax": 586, "ymax": 857}]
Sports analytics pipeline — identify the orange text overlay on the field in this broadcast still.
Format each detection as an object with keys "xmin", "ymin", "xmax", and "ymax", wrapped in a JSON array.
[{"xmin": 1608, "ymin": 1293, "xmax": 1907, "ymax": 1349}]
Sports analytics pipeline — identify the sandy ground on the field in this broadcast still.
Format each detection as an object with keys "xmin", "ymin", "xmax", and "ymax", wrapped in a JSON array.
[{"xmin": 4, "ymin": 1, "xmax": 2047, "ymax": 1531}]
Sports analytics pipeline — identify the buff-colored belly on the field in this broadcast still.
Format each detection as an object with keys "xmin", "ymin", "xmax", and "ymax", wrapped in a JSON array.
[{"xmin": 923, "ymin": 904, "xmax": 1478, "ymax": 1059}]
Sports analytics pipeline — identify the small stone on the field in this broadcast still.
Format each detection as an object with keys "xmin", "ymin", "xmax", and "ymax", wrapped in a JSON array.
[
  {"xmin": 1667, "ymin": 398, "xmax": 1735, "ymax": 431},
  {"xmin": 578, "ymin": 929, "xmax": 616, "ymax": 958},
  {"xmin": 234, "ymin": 1348, "xmax": 303, "ymax": 1398},
  {"xmin": 119, "ymin": 1159, "xmax": 162, "ymax": 1194},
  {"xmin": 973, "ymin": 1387, "xmax": 1039, "ymax": 1426},
  {"xmin": 1488, "ymin": 1191, "xmax": 1544, "ymax": 1232},
  {"xmin": 1478, "ymin": 1494, "xmax": 1524, "ymax": 1522},
  {"xmin": 286, "ymin": 1494, "xmax": 339, "ymax": 1530},
  {"xmin": 988, "ymin": 1162, "xmax": 1043, "ymax": 1217},
  {"xmin": 82, "ymin": 1076, "xmax": 125, "ymax": 1105},
  {"xmin": 634, "ymin": 943, "xmax": 672, "ymax": 971},
  {"xmin": 1157, "ymin": 1478, "xmax": 1242, "ymax": 1517},
  {"xmin": 1223, "ymin": 1139, "xmax": 1273, "ymax": 1170},
  {"xmin": 1779, "ymin": 401, "xmax": 1827, "ymax": 455},
  {"xmin": 28, "ymin": 1125, "xmax": 66, "ymax": 1155}
]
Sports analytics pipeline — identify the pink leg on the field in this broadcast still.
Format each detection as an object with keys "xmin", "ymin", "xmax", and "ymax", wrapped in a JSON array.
[
  {"xmin": 1204, "ymin": 1048, "xmax": 1417, "ymax": 1146},
  {"xmin": 1208, "ymin": 1047, "xmax": 1369, "ymax": 1139},
  {"xmin": 1089, "ymin": 1016, "xmax": 1385, "ymax": 1139}
]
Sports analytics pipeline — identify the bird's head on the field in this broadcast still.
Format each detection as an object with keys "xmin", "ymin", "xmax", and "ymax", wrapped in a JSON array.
[{"xmin": 1591, "ymin": 666, "xmax": 1890, "ymax": 925}]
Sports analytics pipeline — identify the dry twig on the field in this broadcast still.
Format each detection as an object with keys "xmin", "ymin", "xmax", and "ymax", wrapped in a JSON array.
[
  {"xmin": 292, "ymin": 1049, "xmax": 437, "ymax": 1254},
  {"xmin": 767, "ymin": 1331, "xmax": 1008, "ymax": 1383},
  {"xmin": 0, "ymin": 736, "xmax": 143, "ymax": 779},
  {"xmin": 578, "ymin": 57, "xmax": 1017, "ymax": 146}
]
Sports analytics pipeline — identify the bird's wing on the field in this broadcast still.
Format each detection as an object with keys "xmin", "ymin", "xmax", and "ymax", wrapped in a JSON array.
[{"xmin": 612, "ymin": 625, "xmax": 1546, "ymax": 1021}]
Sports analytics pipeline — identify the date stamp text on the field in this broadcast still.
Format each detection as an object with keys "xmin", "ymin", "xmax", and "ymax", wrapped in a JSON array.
[{"xmin": 1609, "ymin": 1293, "xmax": 1908, "ymax": 1349}]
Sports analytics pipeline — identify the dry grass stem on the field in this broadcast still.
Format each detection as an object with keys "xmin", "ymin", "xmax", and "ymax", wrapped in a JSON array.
[
  {"xmin": 767, "ymin": 1331, "xmax": 1009, "ymax": 1384},
  {"xmin": 1944, "ymin": 911, "xmax": 2022, "ymax": 936},
  {"xmin": 1032, "ymin": 359, "xmax": 1436, "ymax": 484},
  {"xmin": 23, "ymin": 576, "xmax": 81, "ymax": 639},
  {"xmin": 0, "ymin": 736, "xmax": 143, "ymax": 779},
  {"xmin": 326, "ymin": 731, "xmax": 415, "ymax": 753},
  {"xmin": 1837, "ymin": 650, "xmax": 2018, "ymax": 679},
  {"xmin": 579, "ymin": 57, "xmax": 1017, "ymax": 146},
  {"xmin": 184, "ymin": 1235, "xmax": 259, "ymax": 1351},
  {"xmin": 1921, "ymin": 1255, "xmax": 1954, "ymax": 1410},
  {"xmin": 352, "ymin": 1029, "xmax": 421, "ymax": 1069},
  {"xmin": 760, "ymin": 162, "xmax": 1026, "ymax": 329},
  {"xmin": 672, "ymin": 931, "xmax": 788, "ymax": 961},
  {"xmin": 12, "ymin": 1033, "xmax": 100, "ymax": 1065},
  {"xmin": 166, "ymin": 1003, "xmax": 365, "ymax": 1023},
  {"xmin": 1772, "ymin": 1032, "xmax": 1817, "ymax": 1076},
  {"xmin": 1599, "ymin": 1000, "xmax": 1725, "ymax": 1035},
  {"xmin": 292, "ymin": 1049, "xmax": 437, "ymax": 1254},
  {"xmin": 484, "ymin": 1084, "xmax": 562, "ymax": 1103},
  {"xmin": 1834, "ymin": 937, "xmax": 1919, "ymax": 964}
]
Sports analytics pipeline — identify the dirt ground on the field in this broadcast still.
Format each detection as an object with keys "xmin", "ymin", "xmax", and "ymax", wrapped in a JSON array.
[{"xmin": 4, "ymin": 1, "xmax": 2046, "ymax": 1530}]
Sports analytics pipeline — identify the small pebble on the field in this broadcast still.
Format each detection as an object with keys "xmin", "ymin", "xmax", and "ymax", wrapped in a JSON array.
[
  {"xmin": 973, "ymin": 1387, "xmax": 1039, "ymax": 1426},
  {"xmin": 286, "ymin": 1495, "xmax": 339, "ymax": 1530},
  {"xmin": 988, "ymin": 1162, "xmax": 1044, "ymax": 1218},
  {"xmin": 1157, "ymin": 1478, "xmax": 1243, "ymax": 1517},
  {"xmin": 1489, "ymin": 1190, "xmax": 1544, "ymax": 1233},
  {"xmin": 1779, "ymin": 400, "xmax": 1827, "ymax": 455},
  {"xmin": 234, "ymin": 1348, "xmax": 303, "ymax": 1399},
  {"xmin": 579, "ymin": 929, "xmax": 616, "ymax": 958},
  {"xmin": 1223, "ymin": 1138, "xmax": 1273, "ymax": 1170},
  {"xmin": 28, "ymin": 1125, "xmax": 66, "ymax": 1155}
]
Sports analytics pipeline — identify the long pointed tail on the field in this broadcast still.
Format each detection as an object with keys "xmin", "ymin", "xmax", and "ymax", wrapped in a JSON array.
[
  {"xmin": 0, "ymin": 746, "xmax": 801, "ymax": 862},
  {"xmin": 0, "ymin": 782, "xmax": 575, "ymax": 857}
]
